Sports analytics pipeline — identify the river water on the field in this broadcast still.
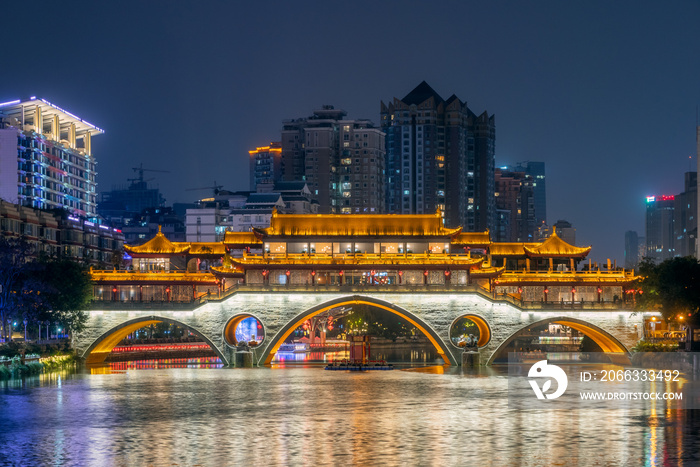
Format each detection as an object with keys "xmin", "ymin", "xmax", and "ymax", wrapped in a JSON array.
[{"xmin": 1, "ymin": 360, "xmax": 699, "ymax": 466}]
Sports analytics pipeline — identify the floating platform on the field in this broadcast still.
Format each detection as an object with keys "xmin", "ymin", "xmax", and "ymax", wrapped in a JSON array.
[{"xmin": 325, "ymin": 363, "xmax": 394, "ymax": 371}]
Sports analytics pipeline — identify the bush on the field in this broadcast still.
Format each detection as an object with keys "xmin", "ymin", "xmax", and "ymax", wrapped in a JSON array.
[
  {"xmin": 632, "ymin": 340, "xmax": 679, "ymax": 352},
  {"xmin": 0, "ymin": 366, "xmax": 10, "ymax": 380}
]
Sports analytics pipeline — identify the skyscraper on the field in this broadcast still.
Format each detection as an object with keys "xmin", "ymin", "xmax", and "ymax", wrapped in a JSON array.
[
  {"xmin": 0, "ymin": 97, "xmax": 103, "ymax": 218},
  {"xmin": 381, "ymin": 82, "xmax": 495, "ymax": 231},
  {"xmin": 280, "ymin": 106, "xmax": 385, "ymax": 214},
  {"xmin": 624, "ymin": 230, "xmax": 639, "ymax": 269},
  {"xmin": 673, "ymin": 172, "xmax": 697, "ymax": 258},
  {"xmin": 645, "ymin": 195, "xmax": 675, "ymax": 262},
  {"xmin": 494, "ymin": 167, "xmax": 536, "ymax": 242},
  {"xmin": 511, "ymin": 161, "xmax": 546, "ymax": 227}
]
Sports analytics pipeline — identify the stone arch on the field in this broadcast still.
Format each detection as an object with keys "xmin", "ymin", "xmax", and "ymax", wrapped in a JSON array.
[
  {"xmin": 448, "ymin": 314, "xmax": 492, "ymax": 348},
  {"xmin": 259, "ymin": 294, "xmax": 456, "ymax": 366},
  {"xmin": 82, "ymin": 316, "xmax": 228, "ymax": 365},
  {"xmin": 486, "ymin": 316, "xmax": 630, "ymax": 365}
]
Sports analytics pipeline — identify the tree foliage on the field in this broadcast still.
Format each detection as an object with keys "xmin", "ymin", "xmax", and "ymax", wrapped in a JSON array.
[
  {"xmin": 0, "ymin": 238, "xmax": 92, "ymax": 336},
  {"xmin": 636, "ymin": 256, "xmax": 700, "ymax": 324}
]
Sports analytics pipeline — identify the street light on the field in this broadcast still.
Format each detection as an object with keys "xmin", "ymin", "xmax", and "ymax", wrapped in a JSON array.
[{"xmin": 23, "ymin": 319, "xmax": 27, "ymax": 341}]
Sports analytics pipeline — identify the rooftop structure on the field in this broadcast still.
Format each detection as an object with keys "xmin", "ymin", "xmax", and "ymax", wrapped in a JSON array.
[
  {"xmin": 92, "ymin": 212, "xmax": 635, "ymax": 307},
  {"xmin": 0, "ymin": 97, "xmax": 103, "ymax": 217}
]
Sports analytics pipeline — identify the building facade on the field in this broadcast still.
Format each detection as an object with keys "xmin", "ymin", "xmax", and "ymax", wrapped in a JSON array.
[
  {"xmin": 0, "ymin": 97, "xmax": 103, "ymax": 218},
  {"xmin": 673, "ymin": 172, "xmax": 697, "ymax": 258},
  {"xmin": 494, "ymin": 168, "xmax": 536, "ymax": 242},
  {"xmin": 0, "ymin": 200, "xmax": 124, "ymax": 265},
  {"xmin": 281, "ymin": 106, "xmax": 385, "ymax": 214},
  {"xmin": 381, "ymin": 81, "xmax": 495, "ymax": 231},
  {"xmin": 624, "ymin": 230, "xmax": 639, "ymax": 269},
  {"xmin": 645, "ymin": 195, "xmax": 676, "ymax": 262},
  {"xmin": 249, "ymin": 142, "xmax": 282, "ymax": 191}
]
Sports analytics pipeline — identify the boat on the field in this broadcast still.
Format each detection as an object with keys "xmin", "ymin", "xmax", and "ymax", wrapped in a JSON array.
[{"xmin": 278, "ymin": 342, "xmax": 309, "ymax": 353}]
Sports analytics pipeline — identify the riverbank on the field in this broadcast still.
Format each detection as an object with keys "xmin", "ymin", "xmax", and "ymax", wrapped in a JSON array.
[{"xmin": 0, "ymin": 354, "xmax": 76, "ymax": 380}]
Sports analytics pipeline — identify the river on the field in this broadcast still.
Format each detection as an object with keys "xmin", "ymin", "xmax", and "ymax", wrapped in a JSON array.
[{"xmin": 1, "ymin": 359, "xmax": 699, "ymax": 466}]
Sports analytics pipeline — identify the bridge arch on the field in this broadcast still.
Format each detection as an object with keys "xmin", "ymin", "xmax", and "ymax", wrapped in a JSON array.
[
  {"xmin": 259, "ymin": 295, "xmax": 456, "ymax": 366},
  {"xmin": 486, "ymin": 316, "xmax": 630, "ymax": 365},
  {"xmin": 448, "ymin": 314, "xmax": 491, "ymax": 348},
  {"xmin": 82, "ymin": 316, "xmax": 228, "ymax": 365}
]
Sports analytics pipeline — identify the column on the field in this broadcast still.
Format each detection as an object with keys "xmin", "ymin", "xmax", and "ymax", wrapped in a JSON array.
[{"xmin": 34, "ymin": 105, "xmax": 42, "ymax": 134}]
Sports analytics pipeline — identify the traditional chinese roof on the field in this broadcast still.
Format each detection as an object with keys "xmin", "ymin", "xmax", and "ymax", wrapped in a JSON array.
[
  {"xmin": 495, "ymin": 271, "xmax": 635, "ymax": 286},
  {"xmin": 489, "ymin": 243, "xmax": 539, "ymax": 256},
  {"xmin": 188, "ymin": 243, "xmax": 227, "ymax": 255},
  {"xmin": 257, "ymin": 210, "xmax": 462, "ymax": 238},
  {"xmin": 90, "ymin": 270, "xmax": 218, "ymax": 285},
  {"xmin": 229, "ymin": 252, "xmax": 483, "ymax": 270},
  {"xmin": 523, "ymin": 231, "xmax": 591, "ymax": 258},
  {"xmin": 223, "ymin": 231, "xmax": 263, "ymax": 246},
  {"xmin": 451, "ymin": 231, "xmax": 491, "ymax": 246},
  {"xmin": 124, "ymin": 226, "xmax": 190, "ymax": 255}
]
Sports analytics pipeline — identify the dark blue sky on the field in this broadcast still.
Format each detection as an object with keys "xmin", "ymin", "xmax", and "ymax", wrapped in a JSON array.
[{"xmin": 2, "ymin": 1, "xmax": 699, "ymax": 263}]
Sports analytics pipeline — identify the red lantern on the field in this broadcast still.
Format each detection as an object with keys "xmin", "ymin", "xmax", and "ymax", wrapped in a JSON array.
[
  {"xmin": 571, "ymin": 288, "xmax": 576, "ymax": 294},
  {"xmin": 370, "ymin": 270, "xmax": 376, "ymax": 276},
  {"xmin": 518, "ymin": 287, "xmax": 522, "ymax": 294},
  {"xmin": 285, "ymin": 270, "xmax": 290, "ymax": 276},
  {"xmin": 398, "ymin": 270, "xmax": 403, "ymax": 276},
  {"xmin": 445, "ymin": 270, "xmax": 451, "ymax": 276},
  {"xmin": 112, "ymin": 287, "xmax": 117, "ymax": 293},
  {"xmin": 311, "ymin": 270, "xmax": 316, "ymax": 276},
  {"xmin": 339, "ymin": 270, "xmax": 344, "ymax": 276},
  {"xmin": 424, "ymin": 270, "xmax": 429, "ymax": 276},
  {"xmin": 597, "ymin": 287, "xmax": 602, "ymax": 294},
  {"xmin": 544, "ymin": 288, "xmax": 548, "ymax": 294}
]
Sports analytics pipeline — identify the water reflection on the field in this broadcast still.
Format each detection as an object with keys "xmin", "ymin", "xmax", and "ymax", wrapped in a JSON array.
[{"xmin": 0, "ymin": 363, "xmax": 698, "ymax": 465}]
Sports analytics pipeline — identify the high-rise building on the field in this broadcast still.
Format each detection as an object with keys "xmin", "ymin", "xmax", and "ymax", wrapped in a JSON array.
[
  {"xmin": 494, "ymin": 168, "xmax": 536, "ymax": 242},
  {"xmin": 673, "ymin": 172, "xmax": 697, "ymax": 258},
  {"xmin": 281, "ymin": 106, "xmax": 385, "ymax": 214},
  {"xmin": 0, "ymin": 97, "xmax": 103, "ymax": 218},
  {"xmin": 249, "ymin": 142, "xmax": 282, "ymax": 191},
  {"xmin": 381, "ymin": 82, "xmax": 495, "ymax": 231},
  {"xmin": 645, "ymin": 195, "xmax": 676, "ymax": 263},
  {"xmin": 510, "ymin": 161, "xmax": 546, "ymax": 227},
  {"xmin": 624, "ymin": 230, "xmax": 640, "ymax": 269}
]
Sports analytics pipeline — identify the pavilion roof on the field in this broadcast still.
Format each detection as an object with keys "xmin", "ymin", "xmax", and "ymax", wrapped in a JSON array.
[
  {"xmin": 124, "ymin": 226, "xmax": 190, "ymax": 255},
  {"xmin": 223, "ymin": 231, "xmax": 263, "ymax": 246},
  {"xmin": 451, "ymin": 231, "xmax": 491, "ymax": 246},
  {"xmin": 257, "ymin": 210, "xmax": 462, "ymax": 238},
  {"xmin": 523, "ymin": 231, "xmax": 591, "ymax": 258}
]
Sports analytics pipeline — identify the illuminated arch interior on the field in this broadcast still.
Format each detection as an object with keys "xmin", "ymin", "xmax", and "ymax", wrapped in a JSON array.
[
  {"xmin": 84, "ymin": 318, "xmax": 225, "ymax": 365},
  {"xmin": 263, "ymin": 299, "xmax": 453, "ymax": 366},
  {"xmin": 452, "ymin": 314, "xmax": 491, "ymax": 347},
  {"xmin": 552, "ymin": 320, "xmax": 627, "ymax": 353},
  {"xmin": 223, "ymin": 314, "xmax": 264, "ymax": 347},
  {"xmin": 487, "ymin": 317, "xmax": 629, "ymax": 364}
]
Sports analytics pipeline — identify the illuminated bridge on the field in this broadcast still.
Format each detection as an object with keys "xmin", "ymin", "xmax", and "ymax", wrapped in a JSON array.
[
  {"xmin": 76, "ymin": 285, "xmax": 643, "ymax": 366},
  {"xmin": 78, "ymin": 211, "xmax": 643, "ymax": 366}
]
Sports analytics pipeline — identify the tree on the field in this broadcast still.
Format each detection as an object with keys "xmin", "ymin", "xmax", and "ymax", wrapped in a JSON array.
[
  {"xmin": 636, "ymin": 256, "xmax": 700, "ymax": 325},
  {"xmin": 37, "ymin": 257, "xmax": 93, "ymax": 334},
  {"xmin": 0, "ymin": 238, "xmax": 35, "ymax": 340}
]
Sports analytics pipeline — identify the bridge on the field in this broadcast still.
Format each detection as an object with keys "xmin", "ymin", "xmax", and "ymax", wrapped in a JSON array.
[{"xmin": 76, "ymin": 285, "xmax": 643, "ymax": 366}]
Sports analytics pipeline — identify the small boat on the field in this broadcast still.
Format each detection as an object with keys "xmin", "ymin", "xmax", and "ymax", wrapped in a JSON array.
[{"xmin": 278, "ymin": 342, "xmax": 309, "ymax": 353}]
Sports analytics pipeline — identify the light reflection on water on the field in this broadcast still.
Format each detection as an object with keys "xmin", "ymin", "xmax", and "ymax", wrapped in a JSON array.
[{"xmin": 0, "ymin": 362, "xmax": 698, "ymax": 466}]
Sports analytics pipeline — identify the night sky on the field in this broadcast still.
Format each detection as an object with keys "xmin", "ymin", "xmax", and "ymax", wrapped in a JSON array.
[{"xmin": 2, "ymin": 1, "xmax": 699, "ymax": 264}]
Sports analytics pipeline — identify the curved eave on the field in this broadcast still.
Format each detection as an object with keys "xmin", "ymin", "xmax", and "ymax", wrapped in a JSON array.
[
  {"xmin": 495, "ymin": 274, "xmax": 636, "ymax": 286},
  {"xmin": 470, "ymin": 266, "xmax": 505, "ymax": 277},
  {"xmin": 230, "ymin": 256, "xmax": 484, "ymax": 270},
  {"xmin": 522, "ymin": 247, "xmax": 592, "ymax": 258},
  {"xmin": 210, "ymin": 266, "xmax": 246, "ymax": 278}
]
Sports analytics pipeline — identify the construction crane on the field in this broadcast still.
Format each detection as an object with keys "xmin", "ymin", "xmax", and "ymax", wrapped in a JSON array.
[
  {"xmin": 185, "ymin": 181, "xmax": 224, "ymax": 196},
  {"xmin": 128, "ymin": 163, "xmax": 171, "ymax": 185}
]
